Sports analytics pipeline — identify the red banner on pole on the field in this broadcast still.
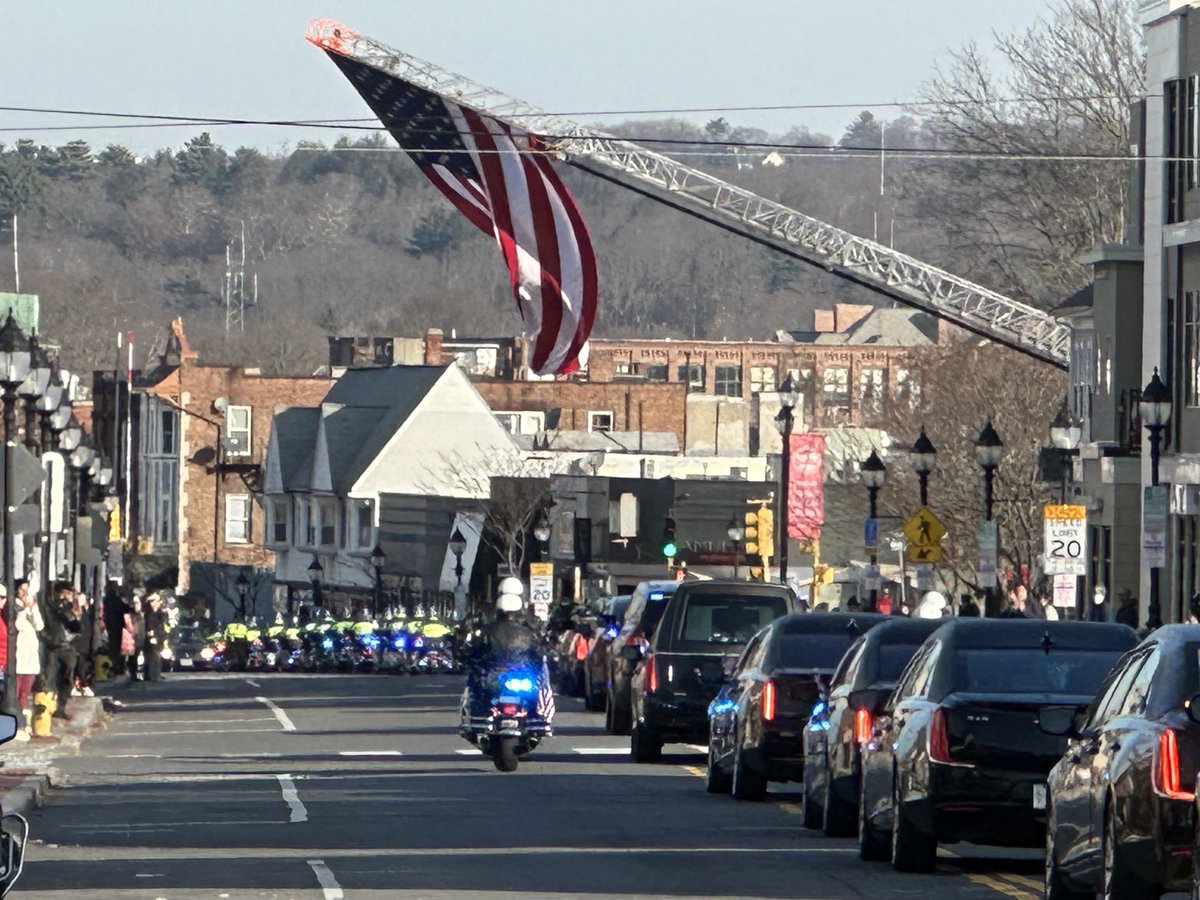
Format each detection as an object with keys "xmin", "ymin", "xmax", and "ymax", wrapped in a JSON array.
[{"xmin": 788, "ymin": 433, "xmax": 825, "ymax": 541}]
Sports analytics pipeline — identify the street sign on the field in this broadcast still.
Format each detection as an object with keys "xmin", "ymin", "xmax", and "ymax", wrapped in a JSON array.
[
  {"xmin": 1043, "ymin": 504, "xmax": 1087, "ymax": 576},
  {"xmin": 903, "ymin": 506, "xmax": 945, "ymax": 564},
  {"xmin": 864, "ymin": 518, "xmax": 878, "ymax": 552},
  {"xmin": 1052, "ymin": 573, "xmax": 1077, "ymax": 608},
  {"xmin": 529, "ymin": 562, "xmax": 554, "ymax": 621},
  {"xmin": 1144, "ymin": 486, "xmax": 1169, "ymax": 568},
  {"xmin": 978, "ymin": 520, "xmax": 997, "ymax": 582}
]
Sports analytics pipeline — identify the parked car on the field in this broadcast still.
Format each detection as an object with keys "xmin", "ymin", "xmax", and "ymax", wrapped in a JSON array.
[
  {"xmin": 707, "ymin": 612, "xmax": 883, "ymax": 799},
  {"xmin": 1043, "ymin": 624, "xmax": 1200, "ymax": 899},
  {"xmin": 800, "ymin": 616, "xmax": 945, "ymax": 834},
  {"xmin": 858, "ymin": 618, "xmax": 1136, "ymax": 872},
  {"xmin": 584, "ymin": 595, "xmax": 630, "ymax": 712},
  {"xmin": 606, "ymin": 581, "xmax": 679, "ymax": 735},
  {"xmin": 164, "ymin": 623, "xmax": 211, "ymax": 672},
  {"xmin": 627, "ymin": 580, "xmax": 801, "ymax": 762}
]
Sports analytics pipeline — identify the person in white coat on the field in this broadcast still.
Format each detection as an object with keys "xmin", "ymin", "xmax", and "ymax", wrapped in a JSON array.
[{"xmin": 14, "ymin": 580, "xmax": 43, "ymax": 721}]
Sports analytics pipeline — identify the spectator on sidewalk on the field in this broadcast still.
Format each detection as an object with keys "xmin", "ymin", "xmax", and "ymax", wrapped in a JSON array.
[
  {"xmin": 14, "ymin": 580, "xmax": 43, "ymax": 727},
  {"xmin": 74, "ymin": 591, "xmax": 99, "ymax": 696},
  {"xmin": 42, "ymin": 584, "xmax": 81, "ymax": 720},
  {"xmin": 102, "ymin": 582, "xmax": 126, "ymax": 676},
  {"xmin": 143, "ymin": 594, "xmax": 167, "ymax": 682},
  {"xmin": 122, "ymin": 597, "xmax": 144, "ymax": 682}
]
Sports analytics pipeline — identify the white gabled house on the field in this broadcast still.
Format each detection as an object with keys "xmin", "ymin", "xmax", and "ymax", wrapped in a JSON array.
[{"xmin": 263, "ymin": 365, "xmax": 520, "ymax": 610}]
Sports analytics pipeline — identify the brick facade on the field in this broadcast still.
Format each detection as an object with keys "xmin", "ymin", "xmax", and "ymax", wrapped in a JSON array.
[{"xmin": 476, "ymin": 380, "xmax": 687, "ymax": 442}]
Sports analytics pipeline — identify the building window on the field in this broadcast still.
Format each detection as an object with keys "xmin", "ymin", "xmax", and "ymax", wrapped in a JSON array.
[
  {"xmin": 588, "ymin": 410, "xmax": 614, "ymax": 432},
  {"xmin": 269, "ymin": 498, "xmax": 288, "ymax": 545},
  {"xmin": 822, "ymin": 366, "xmax": 850, "ymax": 409},
  {"xmin": 750, "ymin": 365, "xmax": 777, "ymax": 394},
  {"xmin": 859, "ymin": 368, "xmax": 887, "ymax": 417},
  {"xmin": 225, "ymin": 405, "xmax": 252, "ymax": 456},
  {"xmin": 614, "ymin": 362, "xmax": 632, "ymax": 376},
  {"xmin": 714, "ymin": 364, "xmax": 742, "ymax": 397},
  {"xmin": 317, "ymin": 498, "xmax": 337, "ymax": 547},
  {"xmin": 634, "ymin": 362, "xmax": 668, "ymax": 381},
  {"xmin": 495, "ymin": 413, "xmax": 520, "ymax": 434},
  {"xmin": 677, "ymin": 362, "xmax": 705, "ymax": 390},
  {"xmin": 301, "ymin": 499, "xmax": 315, "ymax": 547},
  {"xmin": 160, "ymin": 409, "xmax": 176, "ymax": 455},
  {"xmin": 1187, "ymin": 291, "xmax": 1200, "ymax": 408},
  {"xmin": 1166, "ymin": 76, "xmax": 1198, "ymax": 223},
  {"xmin": 353, "ymin": 500, "xmax": 375, "ymax": 549},
  {"xmin": 225, "ymin": 494, "xmax": 251, "ymax": 544}
]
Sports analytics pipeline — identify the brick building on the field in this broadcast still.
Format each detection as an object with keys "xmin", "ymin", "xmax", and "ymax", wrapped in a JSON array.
[
  {"xmin": 474, "ymin": 380, "xmax": 686, "ymax": 441},
  {"xmin": 93, "ymin": 320, "xmax": 332, "ymax": 610}
]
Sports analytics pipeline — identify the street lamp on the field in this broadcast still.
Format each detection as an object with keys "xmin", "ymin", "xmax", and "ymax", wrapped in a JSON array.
[
  {"xmin": 975, "ymin": 420, "xmax": 1004, "ymax": 617},
  {"xmin": 370, "ymin": 543, "xmax": 386, "ymax": 617},
  {"xmin": 909, "ymin": 427, "xmax": 936, "ymax": 507},
  {"xmin": 774, "ymin": 373, "xmax": 799, "ymax": 583},
  {"xmin": 449, "ymin": 527, "xmax": 468, "ymax": 588},
  {"xmin": 0, "ymin": 311, "xmax": 31, "ymax": 720},
  {"xmin": 17, "ymin": 333, "xmax": 50, "ymax": 454},
  {"xmin": 35, "ymin": 363, "xmax": 64, "ymax": 452},
  {"xmin": 1139, "ymin": 367, "xmax": 1172, "ymax": 629},
  {"xmin": 727, "ymin": 515, "xmax": 745, "ymax": 579},
  {"xmin": 236, "ymin": 570, "xmax": 250, "ymax": 620},
  {"xmin": 860, "ymin": 449, "xmax": 887, "ymax": 613},
  {"xmin": 533, "ymin": 512, "xmax": 551, "ymax": 562},
  {"xmin": 308, "ymin": 555, "xmax": 324, "ymax": 608}
]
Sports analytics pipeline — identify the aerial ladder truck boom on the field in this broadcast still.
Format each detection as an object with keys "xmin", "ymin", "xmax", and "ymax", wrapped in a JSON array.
[{"xmin": 308, "ymin": 20, "xmax": 1071, "ymax": 369}]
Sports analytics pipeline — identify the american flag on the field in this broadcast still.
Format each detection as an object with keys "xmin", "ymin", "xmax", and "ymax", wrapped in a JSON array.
[
  {"xmin": 323, "ymin": 50, "xmax": 598, "ymax": 376},
  {"xmin": 536, "ymin": 658, "xmax": 556, "ymax": 721}
]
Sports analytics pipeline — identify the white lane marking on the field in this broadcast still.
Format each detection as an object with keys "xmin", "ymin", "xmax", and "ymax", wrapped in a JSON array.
[
  {"xmin": 307, "ymin": 859, "xmax": 344, "ymax": 899},
  {"xmin": 107, "ymin": 728, "xmax": 278, "ymax": 737},
  {"xmin": 455, "ymin": 748, "xmax": 481, "ymax": 755},
  {"xmin": 337, "ymin": 750, "xmax": 404, "ymax": 757},
  {"xmin": 276, "ymin": 774, "xmax": 307, "ymax": 823},
  {"xmin": 245, "ymin": 678, "xmax": 261, "ymax": 688},
  {"xmin": 570, "ymin": 747, "xmax": 628, "ymax": 755},
  {"xmin": 121, "ymin": 717, "xmax": 276, "ymax": 726},
  {"xmin": 256, "ymin": 696, "xmax": 296, "ymax": 732},
  {"xmin": 684, "ymin": 744, "xmax": 707, "ymax": 753}
]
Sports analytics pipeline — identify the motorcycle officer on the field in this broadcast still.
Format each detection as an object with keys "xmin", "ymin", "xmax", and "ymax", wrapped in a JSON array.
[{"xmin": 462, "ymin": 578, "xmax": 544, "ymax": 718}]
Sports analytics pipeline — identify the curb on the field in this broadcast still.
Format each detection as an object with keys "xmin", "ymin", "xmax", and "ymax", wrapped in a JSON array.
[{"xmin": 2, "ymin": 697, "xmax": 107, "ymax": 816}]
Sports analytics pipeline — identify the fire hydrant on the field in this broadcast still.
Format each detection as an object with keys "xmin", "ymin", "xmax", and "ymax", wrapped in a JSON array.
[{"xmin": 31, "ymin": 690, "xmax": 56, "ymax": 737}]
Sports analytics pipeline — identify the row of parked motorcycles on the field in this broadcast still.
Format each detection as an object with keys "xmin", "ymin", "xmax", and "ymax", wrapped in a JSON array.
[{"xmin": 200, "ymin": 618, "xmax": 462, "ymax": 675}]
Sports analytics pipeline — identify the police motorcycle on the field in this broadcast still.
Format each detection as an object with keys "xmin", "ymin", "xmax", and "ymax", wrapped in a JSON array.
[
  {"xmin": 0, "ymin": 713, "xmax": 29, "ymax": 896},
  {"xmin": 458, "ymin": 579, "xmax": 553, "ymax": 772},
  {"xmin": 415, "ymin": 614, "xmax": 457, "ymax": 673},
  {"xmin": 299, "ymin": 610, "xmax": 337, "ymax": 672},
  {"xmin": 350, "ymin": 613, "xmax": 381, "ymax": 673},
  {"xmin": 377, "ymin": 610, "xmax": 410, "ymax": 673}
]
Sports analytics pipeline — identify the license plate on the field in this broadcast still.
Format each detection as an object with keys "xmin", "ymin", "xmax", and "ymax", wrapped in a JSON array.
[
  {"xmin": 1032, "ymin": 784, "xmax": 1047, "ymax": 810},
  {"xmin": 178, "ymin": 657, "xmax": 193, "ymax": 668},
  {"xmin": 500, "ymin": 719, "xmax": 519, "ymax": 729}
]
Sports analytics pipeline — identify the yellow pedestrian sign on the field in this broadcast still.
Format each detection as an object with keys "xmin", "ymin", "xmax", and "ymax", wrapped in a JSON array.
[{"xmin": 903, "ymin": 506, "xmax": 945, "ymax": 564}]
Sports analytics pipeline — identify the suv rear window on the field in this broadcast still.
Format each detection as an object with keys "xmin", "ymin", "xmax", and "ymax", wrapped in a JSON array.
[
  {"xmin": 776, "ymin": 633, "xmax": 857, "ymax": 670},
  {"xmin": 680, "ymin": 594, "xmax": 788, "ymax": 645},
  {"xmin": 875, "ymin": 642, "xmax": 926, "ymax": 682},
  {"xmin": 955, "ymin": 648, "xmax": 1122, "ymax": 694}
]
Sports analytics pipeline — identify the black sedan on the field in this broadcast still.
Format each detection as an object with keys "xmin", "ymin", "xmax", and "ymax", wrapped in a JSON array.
[
  {"xmin": 1045, "ymin": 624, "xmax": 1200, "ymax": 899},
  {"xmin": 858, "ymin": 618, "xmax": 1136, "ymax": 873},
  {"xmin": 706, "ymin": 612, "xmax": 883, "ymax": 800},
  {"xmin": 801, "ymin": 616, "xmax": 944, "ymax": 835}
]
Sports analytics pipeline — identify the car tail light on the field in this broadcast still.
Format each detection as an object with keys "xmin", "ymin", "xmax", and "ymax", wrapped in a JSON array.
[
  {"xmin": 1155, "ymin": 728, "xmax": 1195, "ymax": 800},
  {"xmin": 928, "ymin": 707, "xmax": 974, "ymax": 767},
  {"xmin": 500, "ymin": 703, "xmax": 519, "ymax": 716},
  {"xmin": 763, "ymin": 680, "xmax": 777, "ymax": 722},
  {"xmin": 647, "ymin": 654, "xmax": 657, "ymax": 693},
  {"xmin": 854, "ymin": 707, "xmax": 872, "ymax": 744}
]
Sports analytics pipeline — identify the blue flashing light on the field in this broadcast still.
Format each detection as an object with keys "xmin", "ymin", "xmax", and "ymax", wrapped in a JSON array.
[
  {"xmin": 392, "ymin": 635, "xmax": 407, "ymax": 650},
  {"xmin": 361, "ymin": 634, "xmax": 381, "ymax": 650},
  {"xmin": 603, "ymin": 626, "xmax": 619, "ymax": 639},
  {"xmin": 811, "ymin": 700, "xmax": 828, "ymax": 718},
  {"xmin": 321, "ymin": 637, "xmax": 334, "ymax": 651},
  {"xmin": 413, "ymin": 637, "xmax": 425, "ymax": 649},
  {"xmin": 502, "ymin": 676, "xmax": 536, "ymax": 694},
  {"xmin": 708, "ymin": 697, "xmax": 738, "ymax": 716},
  {"xmin": 649, "ymin": 591, "xmax": 665, "ymax": 601}
]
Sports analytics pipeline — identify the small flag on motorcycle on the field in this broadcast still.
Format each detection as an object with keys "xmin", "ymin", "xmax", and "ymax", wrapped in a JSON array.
[{"xmin": 536, "ymin": 659, "xmax": 556, "ymax": 720}]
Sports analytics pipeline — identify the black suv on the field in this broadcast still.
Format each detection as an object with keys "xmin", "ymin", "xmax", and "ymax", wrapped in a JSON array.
[
  {"xmin": 627, "ymin": 580, "xmax": 799, "ymax": 762},
  {"xmin": 606, "ymin": 581, "xmax": 679, "ymax": 735}
]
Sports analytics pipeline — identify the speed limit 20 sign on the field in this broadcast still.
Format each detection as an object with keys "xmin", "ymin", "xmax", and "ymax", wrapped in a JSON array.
[{"xmin": 1043, "ymin": 504, "xmax": 1087, "ymax": 576}]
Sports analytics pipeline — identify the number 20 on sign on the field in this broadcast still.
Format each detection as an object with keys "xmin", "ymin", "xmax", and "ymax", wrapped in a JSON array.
[{"xmin": 1043, "ymin": 504, "xmax": 1086, "ymax": 576}]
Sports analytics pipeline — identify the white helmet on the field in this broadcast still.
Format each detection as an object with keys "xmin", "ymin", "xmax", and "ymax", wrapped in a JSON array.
[
  {"xmin": 498, "ymin": 576, "xmax": 524, "ymax": 597},
  {"xmin": 497, "ymin": 592, "xmax": 523, "ymax": 613}
]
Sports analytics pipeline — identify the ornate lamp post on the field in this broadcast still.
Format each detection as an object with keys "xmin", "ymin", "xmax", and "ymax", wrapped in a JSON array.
[
  {"xmin": 370, "ymin": 543, "xmax": 386, "ymax": 617},
  {"xmin": 236, "ymin": 570, "xmax": 250, "ymax": 620},
  {"xmin": 533, "ymin": 512, "xmax": 551, "ymax": 562},
  {"xmin": 909, "ymin": 427, "xmax": 936, "ymax": 507},
  {"xmin": 726, "ymin": 515, "xmax": 745, "ymax": 580},
  {"xmin": 449, "ymin": 527, "xmax": 468, "ymax": 588},
  {"xmin": 0, "ymin": 312, "xmax": 32, "ymax": 719},
  {"xmin": 1139, "ymin": 368, "xmax": 1171, "ymax": 629},
  {"xmin": 860, "ymin": 450, "xmax": 887, "ymax": 613},
  {"xmin": 773, "ymin": 373, "xmax": 800, "ymax": 583},
  {"xmin": 975, "ymin": 420, "xmax": 1005, "ymax": 617},
  {"xmin": 17, "ymin": 333, "xmax": 50, "ymax": 454}
]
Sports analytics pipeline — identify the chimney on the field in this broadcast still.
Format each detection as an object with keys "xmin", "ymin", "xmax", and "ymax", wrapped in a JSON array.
[
  {"xmin": 813, "ymin": 309, "xmax": 835, "ymax": 333},
  {"xmin": 834, "ymin": 303, "xmax": 872, "ymax": 333},
  {"xmin": 424, "ymin": 328, "xmax": 444, "ymax": 365}
]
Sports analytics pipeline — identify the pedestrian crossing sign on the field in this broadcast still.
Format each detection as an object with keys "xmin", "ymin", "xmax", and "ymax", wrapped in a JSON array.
[{"xmin": 903, "ymin": 506, "xmax": 945, "ymax": 564}]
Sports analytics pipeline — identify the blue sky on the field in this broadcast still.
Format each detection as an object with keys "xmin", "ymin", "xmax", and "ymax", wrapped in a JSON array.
[{"xmin": 2, "ymin": 1, "xmax": 1056, "ymax": 154}]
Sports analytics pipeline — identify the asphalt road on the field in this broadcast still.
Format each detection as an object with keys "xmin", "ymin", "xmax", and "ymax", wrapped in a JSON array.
[{"xmin": 12, "ymin": 672, "xmax": 1061, "ymax": 899}]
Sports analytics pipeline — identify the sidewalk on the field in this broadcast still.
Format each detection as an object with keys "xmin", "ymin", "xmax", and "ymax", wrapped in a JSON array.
[{"xmin": 0, "ymin": 695, "xmax": 107, "ymax": 817}]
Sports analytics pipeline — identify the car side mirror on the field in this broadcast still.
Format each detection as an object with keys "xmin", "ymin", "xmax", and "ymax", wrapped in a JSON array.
[
  {"xmin": 1038, "ymin": 706, "xmax": 1079, "ymax": 737},
  {"xmin": 0, "ymin": 714, "xmax": 16, "ymax": 746},
  {"xmin": 1188, "ymin": 693, "xmax": 1200, "ymax": 725},
  {"xmin": 621, "ymin": 644, "xmax": 644, "ymax": 661}
]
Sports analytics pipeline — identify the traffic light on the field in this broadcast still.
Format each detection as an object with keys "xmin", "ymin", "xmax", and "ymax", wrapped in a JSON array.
[
  {"xmin": 756, "ymin": 505, "xmax": 774, "ymax": 563},
  {"xmin": 661, "ymin": 516, "xmax": 677, "ymax": 558},
  {"xmin": 744, "ymin": 510, "xmax": 759, "ymax": 556}
]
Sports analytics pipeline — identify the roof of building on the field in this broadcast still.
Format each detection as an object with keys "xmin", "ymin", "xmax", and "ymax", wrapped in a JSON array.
[
  {"xmin": 1052, "ymin": 283, "xmax": 1094, "ymax": 314},
  {"xmin": 513, "ymin": 430, "xmax": 680, "ymax": 454},
  {"xmin": 273, "ymin": 407, "xmax": 322, "ymax": 491},
  {"xmin": 776, "ymin": 307, "xmax": 939, "ymax": 347}
]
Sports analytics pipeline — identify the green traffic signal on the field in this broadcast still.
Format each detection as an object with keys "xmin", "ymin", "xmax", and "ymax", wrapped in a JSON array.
[{"xmin": 662, "ymin": 541, "xmax": 678, "ymax": 558}]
